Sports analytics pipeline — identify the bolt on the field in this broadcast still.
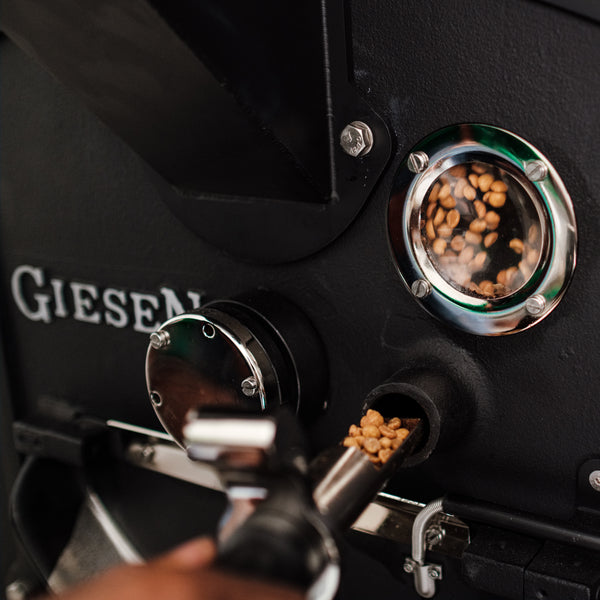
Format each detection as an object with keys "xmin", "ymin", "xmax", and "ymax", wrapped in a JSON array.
[
  {"xmin": 150, "ymin": 391, "xmax": 163, "ymax": 407},
  {"xmin": 241, "ymin": 376, "xmax": 259, "ymax": 397},
  {"xmin": 407, "ymin": 151, "xmax": 429, "ymax": 173},
  {"xmin": 428, "ymin": 567, "xmax": 442, "ymax": 580},
  {"xmin": 202, "ymin": 323, "xmax": 216, "ymax": 339},
  {"xmin": 149, "ymin": 330, "xmax": 170, "ymax": 350},
  {"xmin": 403, "ymin": 561, "xmax": 415, "ymax": 574},
  {"xmin": 340, "ymin": 121, "xmax": 373, "ymax": 157},
  {"xmin": 525, "ymin": 160, "xmax": 548, "ymax": 182},
  {"xmin": 526, "ymin": 294, "xmax": 546, "ymax": 316},
  {"xmin": 139, "ymin": 444, "xmax": 156, "ymax": 464},
  {"xmin": 6, "ymin": 581, "xmax": 30, "ymax": 600},
  {"xmin": 411, "ymin": 278, "xmax": 432, "ymax": 299},
  {"xmin": 425, "ymin": 524, "xmax": 446, "ymax": 548},
  {"xmin": 589, "ymin": 470, "xmax": 600, "ymax": 492}
]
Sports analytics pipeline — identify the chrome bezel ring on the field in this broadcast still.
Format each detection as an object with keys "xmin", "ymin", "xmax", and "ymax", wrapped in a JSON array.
[{"xmin": 388, "ymin": 124, "xmax": 577, "ymax": 336}]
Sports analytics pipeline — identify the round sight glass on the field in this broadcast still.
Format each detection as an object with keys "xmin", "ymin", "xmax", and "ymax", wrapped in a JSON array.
[{"xmin": 420, "ymin": 161, "xmax": 545, "ymax": 300}]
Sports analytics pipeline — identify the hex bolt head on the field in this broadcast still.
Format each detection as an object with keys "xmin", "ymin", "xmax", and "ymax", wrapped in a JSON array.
[
  {"xmin": 150, "ymin": 391, "xmax": 163, "ymax": 407},
  {"xmin": 340, "ymin": 121, "xmax": 374, "ymax": 157},
  {"xmin": 589, "ymin": 470, "xmax": 600, "ymax": 492},
  {"xmin": 525, "ymin": 160, "xmax": 548, "ymax": 182},
  {"xmin": 241, "ymin": 376, "xmax": 259, "ymax": 397},
  {"xmin": 411, "ymin": 278, "xmax": 432, "ymax": 299},
  {"xmin": 525, "ymin": 294, "xmax": 546, "ymax": 316},
  {"xmin": 149, "ymin": 330, "xmax": 170, "ymax": 350},
  {"xmin": 407, "ymin": 151, "xmax": 430, "ymax": 173}
]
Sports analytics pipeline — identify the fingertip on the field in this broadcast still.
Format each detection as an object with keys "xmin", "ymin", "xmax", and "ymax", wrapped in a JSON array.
[{"xmin": 154, "ymin": 537, "xmax": 217, "ymax": 570}]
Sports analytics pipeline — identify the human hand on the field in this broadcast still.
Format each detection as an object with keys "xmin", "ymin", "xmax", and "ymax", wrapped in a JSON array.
[{"xmin": 49, "ymin": 537, "xmax": 304, "ymax": 600}]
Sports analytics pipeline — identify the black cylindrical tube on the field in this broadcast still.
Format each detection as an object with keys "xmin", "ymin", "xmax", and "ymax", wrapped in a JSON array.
[
  {"xmin": 364, "ymin": 368, "xmax": 471, "ymax": 466},
  {"xmin": 444, "ymin": 495, "xmax": 600, "ymax": 553}
]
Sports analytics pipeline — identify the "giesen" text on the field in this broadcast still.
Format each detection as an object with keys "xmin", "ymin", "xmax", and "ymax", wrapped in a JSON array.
[{"xmin": 11, "ymin": 265, "xmax": 203, "ymax": 334}]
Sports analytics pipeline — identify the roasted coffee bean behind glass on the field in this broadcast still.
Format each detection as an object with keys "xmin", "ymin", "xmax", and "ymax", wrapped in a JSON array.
[{"xmin": 419, "ymin": 162, "xmax": 543, "ymax": 298}]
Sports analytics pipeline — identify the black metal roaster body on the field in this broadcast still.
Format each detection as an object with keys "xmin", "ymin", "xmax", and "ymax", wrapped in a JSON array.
[
  {"xmin": 1, "ymin": 2, "xmax": 600, "ymax": 600},
  {"xmin": 146, "ymin": 292, "xmax": 329, "ymax": 446}
]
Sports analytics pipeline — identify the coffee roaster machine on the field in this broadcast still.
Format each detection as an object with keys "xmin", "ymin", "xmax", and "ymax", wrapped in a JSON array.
[{"xmin": 1, "ymin": 1, "xmax": 600, "ymax": 599}]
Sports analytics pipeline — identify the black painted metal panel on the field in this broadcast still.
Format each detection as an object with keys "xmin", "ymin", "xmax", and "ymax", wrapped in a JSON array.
[{"xmin": 1, "ymin": 0, "xmax": 599, "ymax": 597}]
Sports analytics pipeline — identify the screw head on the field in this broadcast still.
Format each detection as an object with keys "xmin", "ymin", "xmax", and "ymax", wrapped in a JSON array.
[
  {"xmin": 589, "ymin": 470, "xmax": 600, "ymax": 492},
  {"xmin": 526, "ymin": 294, "xmax": 546, "ymax": 316},
  {"xmin": 411, "ymin": 278, "xmax": 432, "ymax": 299},
  {"xmin": 407, "ymin": 151, "xmax": 429, "ymax": 173},
  {"xmin": 139, "ymin": 444, "xmax": 156, "ymax": 464},
  {"xmin": 428, "ymin": 567, "xmax": 442, "ymax": 580},
  {"xmin": 241, "ymin": 376, "xmax": 259, "ymax": 397},
  {"xmin": 340, "ymin": 121, "xmax": 373, "ymax": 157},
  {"xmin": 150, "ymin": 330, "xmax": 170, "ymax": 350},
  {"xmin": 403, "ymin": 561, "xmax": 415, "ymax": 574},
  {"xmin": 525, "ymin": 160, "xmax": 548, "ymax": 182},
  {"xmin": 150, "ymin": 391, "xmax": 163, "ymax": 407}
]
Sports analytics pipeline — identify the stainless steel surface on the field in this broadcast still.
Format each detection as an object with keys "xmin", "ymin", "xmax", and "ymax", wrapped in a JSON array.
[
  {"xmin": 313, "ymin": 447, "xmax": 380, "ymax": 520},
  {"xmin": 125, "ymin": 440, "xmax": 223, "ymax": 490},
  {"xmin": 5, "ymin": 580, "xmax": 31, "ymax": 600},
  {"xmin": 307, "ymin": 562, "xmax": 341, "ymax": 600},
  {"xmin": 184, "ymin": 416, "xmax": 277, "ymax": 472},
  {"xmin": 146, "ymin": 311, "xmax": 272, "ymax": 446},
  {"xmin": 116, "ymin": 424, "xmax": 469, "ymax": 560},
  {"xmin": 241, "ymin": 376, "xmax": 259, "ymax": 397},
  {"xmin": 404, "ymin": 498, "xmax": 445, "ymax": 598},
  {"xmin": 351, "ymin": 493, "xmax": 469, "ymax": 558},
  {"xmin": 48, "ymin": 490, "xmax": 142, "ymax": 593},
  {"xmin": 117, "ymin": 424, "xmax": 469, "ymax": 572},
  {"xmin": 388, "ymin": 123, "xmax": 577, "ymax": 336},
  {"xmin": 339, "ymin": 121, "xmax": 373, "ymax": 157},
  {"xmin": 589, "ymin": 470, "xmax": 600, "ymax": 492},
  {"xmin": 525, "ymin": 159, "xmax": 549, "ymax": 182},
  {"xmin": 408, "ymin": 151, "xmax": 429, "ymax": 173},
  {"xmin": 525, "ymin": 294, "xmax": 546, "ymax": 316},
  {"xmin": 312, "ymin": 423, "xmax": 425, "ymax": 529},
  {"xmin": 184, "ymin": 417, "xmax": 276, "ymax": 450},
  {"xmin": 149, "ymin": 330, "xmax": 170, "ymax": 349},
  {"xmin": 107, "ymin": 419, "xmax": 173, "ymax": 442},
  {"xmin": 411, "ymin": 278, "xmax": 432, "ymax": 299}
]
